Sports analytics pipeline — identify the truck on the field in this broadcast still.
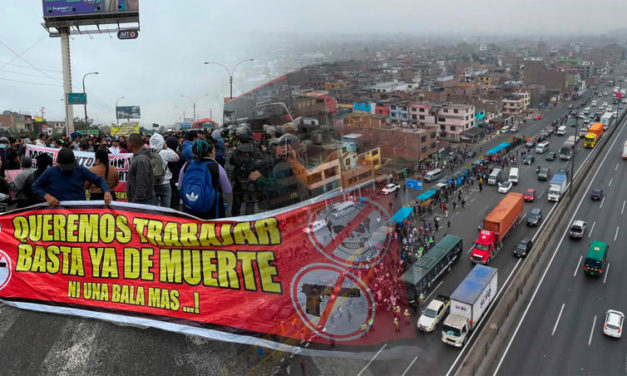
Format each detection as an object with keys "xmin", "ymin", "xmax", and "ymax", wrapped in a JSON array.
[
  {"xmin": 470, "ymin": 193, "xmax": 524, "ymax": 264},
  {"xmin": 600, "ymin": 112, "xmax": 614, "ymax": 130},
  {"xmin": 417, "ymin": 295, "xmax": 450, "ymax": 332},
  {"xmin": 584, "ymin": 122, "xmax": 604, "ymax": 149},
  {"xmin": 441, "ymin": 265, "xmax": 498, "ymax": 347},
  {"xmin": 547, "ymin": 174, "xmax": 568, "ymax": 202},
  {"xmin": 559, "ymin": 136, "xmax": 577, "ymax": 160},
  {"xmin": 623, "ymin": 140, "xmax": 627, "ymax": 159}
]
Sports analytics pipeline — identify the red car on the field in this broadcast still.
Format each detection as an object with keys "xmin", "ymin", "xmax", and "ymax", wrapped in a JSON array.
[
  {"xmin": 524, "ymin": 188, "xmax": 536, "ymax": 202},
  {"xmin": 533, "ymin": 115, "xmax": 542, "ymax": 120}
]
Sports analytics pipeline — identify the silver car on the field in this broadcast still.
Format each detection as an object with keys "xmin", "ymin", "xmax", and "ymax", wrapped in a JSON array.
[{"xmin": 603, "ymin": 310, "xmax": 624, "ymax": 338}]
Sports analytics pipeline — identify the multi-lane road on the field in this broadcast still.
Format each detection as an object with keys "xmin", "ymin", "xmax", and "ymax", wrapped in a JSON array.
[
  {"xmin": 314, "ymin": 91, "xmax": 623, "ymax": 376},
  {"xmin": 493, "ymin": 100, "xmax": 627, "ymax": 375}
]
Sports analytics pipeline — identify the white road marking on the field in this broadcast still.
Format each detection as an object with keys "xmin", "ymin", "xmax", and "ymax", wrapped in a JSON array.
[
  {"xmin": 588, "ymin": 315, "xmax": 597, "ymax": 346},
  {"xmin": 600, "ymin": 197, "xmax": 605, "ymax": 208},
  {"xmin": 357, "ymin": 344, "xmax": 387, "ymax": 376},
  {"xmin": 551, "ymin": 304, "xmax": 565, "ymax": 336},
  {"xmin": 424, "ymin": 281, "xmax": 443, "ymax": 303},
  {"xmin": 622, "ymin": 201, "xmax": 626, "ymax": 215},
  {"xmin": 520, "ymin": 213, "xmax": 527, "ymax": 222},
  {"xmin": 493, "ymin": 108, "xmax": 625, "ymax": 376},
  {"xmin": 466, "ymin": 246, "xmax": 474, "ymax": 255},
  {"xmin": 615, "ymin": 226, "xmax": 620, "ymax": 242},
  {"xmin": 608, "ymin": 178, "xmax": 613, "ymax": 187},
  {"xmin": 589, "ymin": 221, "xmax": 596, "ymax": 238},
  {"xmin": 603, "ymin": 263, "xmax": 610, "ymax": 284},
  {"xmin": 616, "ymin": 162, "xmax": 620, "ymax": 171},
  {"xmin": 537, "ymin": 190, "xmax": 545, "ymax": 200},
  {"xmin": 573, "ymin": 255, "xmax": 583, "ymax": 277},
  {"xmin": 400, "ymin": 356, "xmax": 418, "ymax": 376}
]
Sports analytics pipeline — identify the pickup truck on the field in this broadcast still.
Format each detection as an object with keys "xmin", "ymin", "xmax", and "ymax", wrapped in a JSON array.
[
  {"xmin": 417, "ymin": 295, "xmax": 450, "ymax": 332},
  {"xmin": 442, "ymin": 265, "xmax": 498, "ymax": 347}
]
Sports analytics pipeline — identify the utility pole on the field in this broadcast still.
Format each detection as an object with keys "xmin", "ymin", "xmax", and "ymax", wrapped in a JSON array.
[{"xmin": 60, "ymin": 27, "xmax": 74, "ymax": 137}]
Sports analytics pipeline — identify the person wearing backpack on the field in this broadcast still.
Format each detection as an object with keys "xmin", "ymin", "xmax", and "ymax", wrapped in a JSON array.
[
  {"xmin": 17, "ymin": 153, "xmax": 52, "ymax": 207},
  {"xmin": 178, "ymin": 140, "xmax": 231, "ymax": 220},
  {"xmin": 150, "ymin": 133, "xmax": 179, "ymax": 208},
  {"xmin": 127, "ymin": 133, "xmax": 155, "ymax": 205}
]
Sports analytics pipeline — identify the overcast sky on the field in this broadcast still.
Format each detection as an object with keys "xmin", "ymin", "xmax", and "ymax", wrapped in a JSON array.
[{"xmin": 1, "ymin": 0, "xmax": 626, "ymax": 127}]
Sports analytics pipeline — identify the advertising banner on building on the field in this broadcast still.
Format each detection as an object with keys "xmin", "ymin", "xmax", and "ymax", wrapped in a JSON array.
[
  {"xmin": 43, "ymin": 0, "xmax": 139, "ymax": 18},
  {"xmin": 25, "ymin": 145, "xmax": 132, "ymax": 201},
  {"xmin": 0, "ymin": 191, "xmax": 414, "ymax": 354}
]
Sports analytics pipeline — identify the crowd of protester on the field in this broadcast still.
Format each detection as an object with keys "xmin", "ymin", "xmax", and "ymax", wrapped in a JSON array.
[{"xmin": 0, "ymin": 123, "xmax": 313, "ymax": 220}]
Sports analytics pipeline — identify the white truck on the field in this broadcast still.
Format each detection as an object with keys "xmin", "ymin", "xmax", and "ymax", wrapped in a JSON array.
[
  {"xmin": 547, "ymin": 174, "xmax": 568, "ymax": 202},
  {"xmin": 441, "ymin": 265, "xmax": 498, "ymax": 347},
  {"xmin": 559, "ymin": 136, "xmax": 577, "ymax": 160},
  {"xmin": 417, "ymin": 295, "xmax": 450, "ymax": 332}
]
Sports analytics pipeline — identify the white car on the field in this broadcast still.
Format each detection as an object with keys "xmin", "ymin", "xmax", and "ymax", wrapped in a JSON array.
[
  {"xmin": 603, "ymin": 310, "xmax": 624, "ymax": 338},
  {"xmin": 382, "ymin": 183, "xmax": 400, "ymax": 195},
  {"xmin": 510, "ymin": 125, "xmax": 519, "ymax": 133},
  {"xmin": 602, "ymin": 101, "xmax": 608, "ymax": 107},
  {"xmin": 498, "ymin": 181, "xmax": 513, "ymax": 193}
]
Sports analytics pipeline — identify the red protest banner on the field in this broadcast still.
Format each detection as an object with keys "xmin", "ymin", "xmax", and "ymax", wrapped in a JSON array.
[{"xmin": 0, "ymin": 194, "xmax": 414, "ymax": 352}]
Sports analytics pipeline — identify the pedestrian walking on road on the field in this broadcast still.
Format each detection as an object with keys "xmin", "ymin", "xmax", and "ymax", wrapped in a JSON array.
[
  {"xmin": 452, "ymin": 201, "xmax": 457, "ymax": 211},
  {"xmin": 461, "ymin": 199, "xmax": 466, "ymax": 209},
  {"xmin": 447, "ymin": 220, "xmax": 452, "ymax": 229},
  {"xmin": 404, "ymin": 309, "xmax": 411, "ymax": 325},
  {"xmin": 393, "ymin": 317, "xmax": 400, "ymax": 333}
]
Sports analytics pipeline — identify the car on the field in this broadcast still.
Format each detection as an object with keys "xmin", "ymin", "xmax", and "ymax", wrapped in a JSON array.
[
  {"xmin": 619, "ymin": 104, "xmax": 624, "ymax": 109},
  {"xmin": 466, "ymin": 150, "xmax": 476, "ymax": 158},
  {"xmin": 523, "ymin": 188, "xmax": 536, "ymax": 202},
  {"xmin": 537, "ymin": 167, "xmax": 551, "ymax": 181},
  {"xmin": 510, "ymin": 125, "xmax": 519, "ymax": 133},
  {"xmin": 533, "ymin": 115, "xmax": 542, "ymax": 120},
  {"xmin": 546, "ymin": 126, "xmax": 555, "ymax": 135},
  {"xmin": 501, "ymin": 125, "xmax": 511, "ymax": 133},
  {"xmin": 556, "ymin": 126, "xmax": 567, "ymax": 135},
  {"xmin": 603, "ymin": 310, "xmax": 624, "ymax": 338},
  {"xmin": 498, "ymin": 181, "xmax": 513, "ymax": 193},
  {"xmin": 539, "ymin": 130, "xmax": 549, "ymax": 138},
  {"xmin": 590, "ymin": 188, "xmax": 603, "ymax": 200},
  {"xmin": 558, "ymin": 167, "xmax": 569, "ymax": 177},
  {"xmin": 526, "ymin": 139, "xmax": 536, "ymax": 148},
  {"xmin": 514, "ymin": 238, "xmax": 533, "ymax": 258},
  {"xmin": 527, "ymin": 208, "xmax": 543, "ymax": 227},
  {"xmin": 568, "ymin": 220, "xmax": 587, "ymax": 239},
  {"xmin": 523, "ymin": 155, "xmax": 535, "ymax": 165},
  {"xmin": 382, "ymin": 183, "xmax": 400, "ymax": 195},
  {"xmin": 545, "ymin": 151, "xmax": 557, "ymax": 161},
  {"xmin": 602, "ymin": 101, "xmax": 608, "ymax": 107},
  {"xmin": 417, "ymin": 295, "xmax": 450, "ymax": 332}
]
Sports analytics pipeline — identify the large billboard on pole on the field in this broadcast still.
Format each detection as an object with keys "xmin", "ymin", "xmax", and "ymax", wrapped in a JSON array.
[
  {"xmin": 43, "ymin": 0, "xmax": 138, "ymax": 19},
  {"xmin": 116, "ymin": 106, "xmax": 141, "ymax": 119}
]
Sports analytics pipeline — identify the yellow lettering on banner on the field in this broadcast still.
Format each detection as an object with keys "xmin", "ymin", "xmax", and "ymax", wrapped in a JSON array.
[
  {"xmin": 147, "ymin": 220, "xmax": 163, "ymax": 245},
  {"xmin": 28, "ymin": 215, "xmax": 42, "ymax": 242},
  {"xmin": 42, "ymin": 214, "xmax": 53, "ymax": 242},
  {"xmin": 53, "ymin": 215, "xmax": 66, "ymax": 241},
  {"xmin": 254, "ymin": 218, "xmax": 281, "ymax": 245},
  {"xmin": 100, "ymin": 214, "xmax": 115, "ymax": 243},
  {"xmin": 198, "ymin": 224, "xmax": 222, "ymax": 247},
  {"xmin": 123, "ymin": 248, "xmax": 154, "ymax": 281},
  {"xmin": 31, "ymin": 245, "xmax": 47, "ymax": 272},
  {"xmin": 233, "ymin": 222, "xmax": 258, "ymax": 245},
  {"xmin": 133, "ymin": 218, "xmax": 149, "ymax": 243},
  {"xmin": 147, "ymin": 287, "xmax": 180, "ymax": 311},
  {"xmin": 16, "ymin": 243, "xmax": 33, "ymax": 271},
  {"xmin": 78, "ymin": 214, "xmax": 99, "ymax": 243},
  {"xmin": 162, "ymin": 222, "xmax": 181, "ymax": 246},
  {"xmin": 258, "ymin": 251, "xmax": 282, "ymax": 294},
  {"xmin": 47, "ymin": 245, "xmax": 60, "ymax": 273},
  {"xmin": 111, "ymin": 284, "xmax": 144, "ymax": 306},
  {"xmin": 160, "ymin": 249, "xmax": 182, "ymax": 283},
  {"xmin": 89, "ymin": 247, "xmax": 118, "ymax": 278},
  {"xmin": 182, "ymin": 250, "xmax": 201, "ymax": 286},
  {"xmin": 220, "ymin": 224, "xmax": 233, "ymax": 246},
  {"xmin": 217, "ymin": 251, "xmax": 239, "ymax": 289},
  {"xmin": 116, "ymin": 216, "xmax": 131, "ymax": 244},
  {"xmin": 66, "ymin": 214, "xmax": 79, "ymax": 242},
  {"xmin": 237, "ymin": 251, "xmax": 257, "ymax": 291},
  {"xmin": 141, "ymin": 248, "xmax": 154, "ymax": 281},
  {"xmin": 201, "ymin": 250, "xmax": 218, "ymax": 287},
  {"xmin": 13, "ymin": 217, "xmax": 28, "ymax": 242},
  {"xmin": 180, "ymin": 223, "xmax": 199, "ymax": 246},
  {"xmin": 83, "ymin": 282, "xmax": 109, "ymax": 301}
]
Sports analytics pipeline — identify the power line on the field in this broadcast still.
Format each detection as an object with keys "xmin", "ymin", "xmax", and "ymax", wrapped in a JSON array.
[
  {"xmin": 0, "ymin": 69, "xmax": 60, "ymax": 79},
  {"xmin": 0, "ymin": 76, "xmax": 61, "ymax": 87},
  {"xmin": 0, "ymin": 60, "xmax": 62, "ymax": 74},
  {"xmin": 0, "ymin": 38, "xmax": 60, "ymax": 83}
]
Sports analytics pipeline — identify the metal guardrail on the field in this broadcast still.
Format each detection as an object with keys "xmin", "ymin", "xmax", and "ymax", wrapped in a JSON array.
[{"xmin": 455, "ymin": 107, "xmax": 627, "ymax": 376}]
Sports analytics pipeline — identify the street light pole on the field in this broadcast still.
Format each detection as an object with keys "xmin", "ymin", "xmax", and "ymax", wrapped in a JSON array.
[
  {"xmin": 204, "ymin": 58, "xmax": 254, "ymax": 99},
  {"xmin": 115, "ymin": 96, "xmax": 125, "ymax": 125},
  {"xmin": 180, "ymin": 95, "xmax": 196, "ymax": 121},
  {"xmin": 82, "ymin": 71, "xmax": 99, "ymax": 127}
]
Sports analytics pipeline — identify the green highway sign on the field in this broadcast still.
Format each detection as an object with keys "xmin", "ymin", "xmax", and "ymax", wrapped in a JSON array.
[{"xmin": 67, "ymin": 93, "xmax": 87, "ymax": 105}]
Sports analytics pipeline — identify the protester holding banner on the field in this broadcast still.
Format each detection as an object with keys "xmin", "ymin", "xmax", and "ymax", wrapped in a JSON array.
[
  {"xmin": 8, "ymin": 157, "xmax": 36, "ymax": 207},
  {"xmin": 17, "ymin": 153, "xmax": 52, "ymax": 208},
  {"xmin": 86, "ymin": 147, "xmax": 119, "ymax": 201},
  {"xmin": 126, "ymin": 133, "xmax": 155, "ymax": 205},
  {"xmin": 33, "ymin": 147, "xmax": 113, "ymax": 206},
  {"xmin": 0, "ymin": 137, "xmax": 9, "ymax": 177}
]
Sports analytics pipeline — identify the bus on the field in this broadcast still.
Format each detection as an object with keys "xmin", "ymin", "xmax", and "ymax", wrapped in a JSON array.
[
  {"xmin": 583, "ymin": 241, "xmax": 609, "ymax": 276},
  {"xmin": 403, "ymin": 235, "xmax": 463, "ymax": 308},
  {"xmin": 192, "ymin": 118, "xmax": 219, "ymax": 130}
]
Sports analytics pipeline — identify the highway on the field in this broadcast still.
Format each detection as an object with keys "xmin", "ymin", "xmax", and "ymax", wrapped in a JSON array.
[
  {"xmin": 0, "ymin": 92, "xmax": 617, "ymax": 375},
  {"xmin": 310, "ymin": 91, "xmax": 622, "ymax": 376},
  {"xmin": 493, "ymin": 97, "xmax": 627, "ymax": 375}
]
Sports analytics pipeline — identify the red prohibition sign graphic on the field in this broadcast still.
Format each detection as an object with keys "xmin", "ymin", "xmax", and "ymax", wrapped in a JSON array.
[{"xmin": 290, "ymin": 263, "xmax": 375, "ymax": 341}]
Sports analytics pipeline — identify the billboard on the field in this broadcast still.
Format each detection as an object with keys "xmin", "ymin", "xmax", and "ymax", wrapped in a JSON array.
[
  {"xmin": 43, "ymin": 0, "xmax": 139, "ymax": 18},
  {"xmin": 116, "ymin": 106, "xmax": 140, "ymax": 119}
]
